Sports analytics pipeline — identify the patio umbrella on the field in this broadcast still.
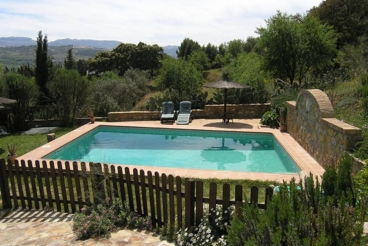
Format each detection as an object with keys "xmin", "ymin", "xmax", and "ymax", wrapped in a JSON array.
[{"xmin": 204, "ymin": 80, "xmax": 249, "ymax": 122}]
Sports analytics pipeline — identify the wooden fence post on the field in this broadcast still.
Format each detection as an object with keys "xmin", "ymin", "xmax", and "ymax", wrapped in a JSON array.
[
  {"xmin": 265, "ymin": 187, "xmax": 273, "ymax": 209},
  {"xmin": 0, "ymin": 159, "xmax": 11, "ymax": 209},
  {"xmin": 235, "ymin": 184, "xmax": 243, "ymax": 219},
  {"xmin": 185, "ymin": 179, "xmax": 195, "ymax": 228}
]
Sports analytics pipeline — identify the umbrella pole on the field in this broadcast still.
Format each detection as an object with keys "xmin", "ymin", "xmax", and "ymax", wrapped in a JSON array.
[{"xmin": 223, "ymin": 89, "xmax": 227, "ymax": 123}]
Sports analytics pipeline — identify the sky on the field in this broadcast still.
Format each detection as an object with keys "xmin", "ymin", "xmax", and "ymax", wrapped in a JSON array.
[{"xmin": 1, "ymin": 0, "xmax": 323, "ymax": 47}]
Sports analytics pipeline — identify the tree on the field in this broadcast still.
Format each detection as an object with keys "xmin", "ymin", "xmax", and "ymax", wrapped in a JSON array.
[
  {"xmin": 156, "ymin": 57, "xmax": 204, "ymax": 96},
  {"xmin": 91, "ymin": 69, "xmax": 150, "ymax": 115},
  {"xmin": 1, "ymin": 73, "xmax": 38, "ymax": 130},
  {"xmin": 88, "ymin": 43, "xmax": 163, "ymax": 77},
  {"xmin": 77, "ymin": 59, "xmax": 88, "ymax": 76},
  {"xmin": 202, "ymin": 43, "xmax": 219, "ymax": 68},
  {"xmin": 176, "ymin": 38, "xmax": 201, "ymax": 60},
  {"xmin": 35, "ymin": 31, "xmax": 53, "ymax": 104},
  {"xmin": 188, "ymin": 50, "xmax": 210, "ymax": 71},
  {"xmin": 17, "ymin": 64, "xmax": 34, "ymax": 78},
  {"xmin": 87, "ymin": 51, "xmax": 112, "ymax": 75},
  {"xmin": 64, "ymin": 48, "xmax": 77, "ymax": 70},
  {"xmin": 225, "ymin": 52, "xmax": 270, "ymax": 103},
  {"xmin": 243, "ymin": 37, "xmax": 259, "ymax": 54},
  {"xmin": 257, "ymin": 11, "xmax": 338, "ymax": 88},
  {"xmin": 226, "ymin": 39, "xmax": 246, "ymax": 58},
  {"xmin": 337, "ymin": 36, "xmax": 368, "ymax": 77},
  {"xmin": 309, "ymin": 0, "xmax": 368, "ymax": 49},
  {"xmin": 48, "ymin": 69, "xmax": 92, "ymax": 125},
  {"xmin": 128, "ymin": 42, "xmax": 164, "ymax": 76}
]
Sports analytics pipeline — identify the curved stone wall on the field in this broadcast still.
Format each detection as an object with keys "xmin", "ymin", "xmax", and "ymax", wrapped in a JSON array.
[{"xmin": 286, "ymin": 89, "xmax": 362, "ymax": 168}]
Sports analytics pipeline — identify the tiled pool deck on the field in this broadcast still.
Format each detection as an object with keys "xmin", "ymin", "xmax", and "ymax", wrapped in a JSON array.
[{"xmin": 19, "ymin": 119, "xmax": 325, "ymax": 183}]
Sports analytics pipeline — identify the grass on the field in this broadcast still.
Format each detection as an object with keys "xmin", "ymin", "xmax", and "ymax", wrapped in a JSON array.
[{"xmin": 0, "ymin": 127, "xmax": 76, "ymax": 160}]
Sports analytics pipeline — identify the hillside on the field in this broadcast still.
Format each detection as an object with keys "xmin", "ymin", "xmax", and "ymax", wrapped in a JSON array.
[
  {"xmin": 0, "ymin": 45, "xmax": 109, "ymax": 68},
  {"xmin": 0, "ymin": 37, "xmax": 178, "ymax": 68}
]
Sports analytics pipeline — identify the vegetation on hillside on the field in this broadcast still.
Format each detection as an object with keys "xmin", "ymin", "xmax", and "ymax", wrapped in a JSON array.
[{"xmin": 0, "ymin": 45, "xmax": 107, "ymax": 68}]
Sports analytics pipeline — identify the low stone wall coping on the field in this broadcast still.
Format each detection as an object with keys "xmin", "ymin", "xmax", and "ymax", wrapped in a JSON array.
[
  {"xmin": 107, "ymin": 104, "xmax": 270, "ymax": 122},
  {"xmin": 322, "ymin": 118, "xmax": 362, "ymax": 135}
]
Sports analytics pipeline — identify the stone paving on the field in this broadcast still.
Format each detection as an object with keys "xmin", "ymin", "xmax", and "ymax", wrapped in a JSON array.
[{"xmin": 0, "ymin": 210, "xmax": 175, "ymax": 246}]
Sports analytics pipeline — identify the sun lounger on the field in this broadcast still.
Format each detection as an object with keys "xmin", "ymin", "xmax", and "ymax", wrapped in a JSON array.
[
  {"xmin": 160, "ymin": 101, "xmax": 176, "ymax": 123},
  {"xmin": 176, "ymin": 101, "xmax": 192, "ymax": 125}
]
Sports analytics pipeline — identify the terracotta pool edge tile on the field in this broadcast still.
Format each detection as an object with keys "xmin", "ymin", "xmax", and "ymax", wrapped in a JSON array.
[{"xmin": 17, "ymin": 120, "xmax": 325, "ymax": 182}]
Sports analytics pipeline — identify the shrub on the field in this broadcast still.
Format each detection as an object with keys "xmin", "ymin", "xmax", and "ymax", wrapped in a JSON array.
[
  {"xmin": 73, "ymin": 197, "xmax": 117, "ymax": 239},
  {"xmin": 176, "ymin": 205, "xmax": 234, "ymax": 246},
  {"xmin": 354, "ymin": 165, "xmax": 368, "ymax": 218},
  {"xmin": 260, "ymin": 109, "xmax": 279, "ymax": 127},
  {"xmin": 73, "ymin": 197, "xmax": 152, "ymax": 240},
  {"xmin": 227, "ymin": 155, "xmax": 368, "ymax": 246}
]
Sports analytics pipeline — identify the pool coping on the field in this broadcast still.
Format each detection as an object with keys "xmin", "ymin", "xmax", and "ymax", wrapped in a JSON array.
[{"xmin": 19, "ymin": 119, "xmax": 325, "ymax": 183}]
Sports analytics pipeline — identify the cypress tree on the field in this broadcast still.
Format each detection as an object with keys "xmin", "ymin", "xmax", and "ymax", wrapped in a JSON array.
[
  {"xmin": 35, "ymin": 31, "xmax": 51, "ymax": 104},
  {"xmin": 64, "ymin": 48, "xmax": 77, "ymax": 70}
]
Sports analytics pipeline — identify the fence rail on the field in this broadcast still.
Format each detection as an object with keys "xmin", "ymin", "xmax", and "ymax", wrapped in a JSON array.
[{"xmin": 0, "ymin": 159, "xmax": 273, "ymax": 228}]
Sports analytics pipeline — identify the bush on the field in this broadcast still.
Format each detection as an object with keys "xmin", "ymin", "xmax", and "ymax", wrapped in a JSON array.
[
  {"xmin": 260, "ymin": 109, "xmax": 279, "ymax": 127},
  {"xmin": 176, "ymin": 205, "xmax": 234, "ymax": 246},
  {"xmin": 73, "ymin": 197, "xmax": 152, "ymax": 240},
  {"xmin": 354, "ymin": 165, "xmax": 368, "ymax": 218},
  {"xmin": 227, "ymin": 155, "xmax": 368, "ymax": 245}
]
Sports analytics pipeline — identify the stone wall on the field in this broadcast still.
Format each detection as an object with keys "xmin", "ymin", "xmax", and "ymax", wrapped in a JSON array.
[
  {"xmin": 108, "ymin": 104, "xmax": 270, "ymax": 122},
  {"xmin": 204, "ymin": 104, "xmax": 270, "ymax": 119},
  {"xmin": 108, "ymin": 111, "xmax": 161, "ymax": 122},
  {"xmin": 286, "ymin": 89, "xmax": 363, "ymax": 168}
]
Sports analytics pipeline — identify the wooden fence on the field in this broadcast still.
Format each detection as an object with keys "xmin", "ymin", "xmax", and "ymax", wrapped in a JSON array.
[{"xmin": 0, "ymin": 159, "xmax": 273, "ymax": 228}]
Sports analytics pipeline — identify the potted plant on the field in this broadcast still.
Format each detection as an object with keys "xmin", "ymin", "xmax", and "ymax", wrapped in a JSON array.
[
  {"xmin": 7, "ymin": 143, "xmax": 17, "ymax": 164},
  {"xmin": 86, "ymin": 109, "xmax": 95, "ymax": 124}
]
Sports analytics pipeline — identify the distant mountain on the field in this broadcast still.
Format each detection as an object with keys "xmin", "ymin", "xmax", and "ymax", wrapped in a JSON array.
[
  {"xmin": 162, "ymin": 45, "xmax": 178, "ymax": 58},
  {"xmin": 0, "ymin": 36, "xmax": 177, "ymax": 57},
  {"xmin": 0, "ymin": 37, "xmax": 35, "ymax": 47},
  {"xmin": 49, "ymin": 38, "xmax": 121, "ymax": 49}
]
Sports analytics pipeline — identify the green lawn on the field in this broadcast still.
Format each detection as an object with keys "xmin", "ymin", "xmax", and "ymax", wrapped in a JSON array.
[{"xmin": 0, "ymin": 127, "xmax": 75, "ymax": 160}]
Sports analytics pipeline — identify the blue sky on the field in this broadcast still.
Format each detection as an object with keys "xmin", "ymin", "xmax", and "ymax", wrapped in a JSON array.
[{"xmin": 1, "ymin": 0, "xmax": 323, "ymax": 46}]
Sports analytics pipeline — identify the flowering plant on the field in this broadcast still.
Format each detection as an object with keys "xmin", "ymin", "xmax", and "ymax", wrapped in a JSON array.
[
  {"xmin": 73, "ymin": 198, "xmax": 116, "ymax": 239},
  {"xmin": 177, "ymin": 204, "xmax": 234, "ymax": 246}
]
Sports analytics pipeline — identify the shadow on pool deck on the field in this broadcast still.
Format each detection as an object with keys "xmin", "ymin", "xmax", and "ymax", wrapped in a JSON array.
[{"xmin": 203, "ymin": 121, "xmax": 255, "ymax": 129}]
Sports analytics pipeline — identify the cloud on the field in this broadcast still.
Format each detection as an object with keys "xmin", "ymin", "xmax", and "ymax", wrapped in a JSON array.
[{"xmin": 0, "ymin": 0, "xmax": 323, "ymax": 46}]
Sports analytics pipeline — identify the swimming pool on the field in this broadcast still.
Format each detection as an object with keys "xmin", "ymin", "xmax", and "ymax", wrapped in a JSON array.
[{"xmin": 44, "ymin": 126, "xmax": 301, "ymax": 174}]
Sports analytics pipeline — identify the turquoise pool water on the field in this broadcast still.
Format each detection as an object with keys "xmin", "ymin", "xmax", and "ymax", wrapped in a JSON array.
[{"xmin": 44, "ymin": 126, "xmax": 301, "ymax": 174}]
